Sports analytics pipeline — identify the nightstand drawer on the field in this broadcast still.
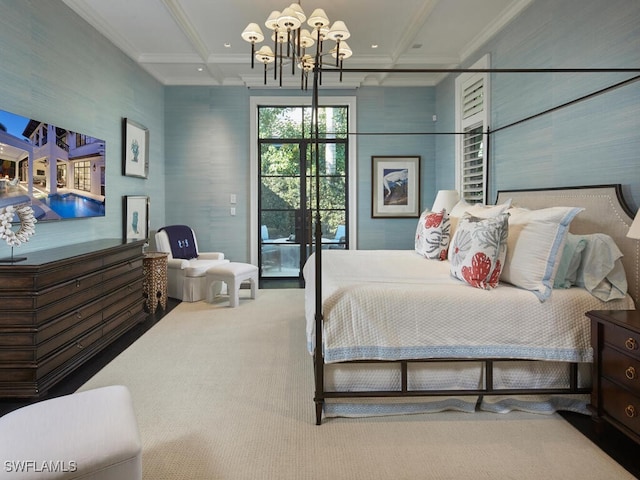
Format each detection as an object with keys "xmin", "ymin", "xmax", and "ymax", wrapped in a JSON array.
[
  {"xmin": 603, "ymin": 322, "xmax": 640, "ymax": 361},
  {"xmin": 602, "ymin": 347, "xmax": 640, "ymax": 395},
  {"xmin": 601, "ymin": 377, "xmax": 640, "ymax": 433}
]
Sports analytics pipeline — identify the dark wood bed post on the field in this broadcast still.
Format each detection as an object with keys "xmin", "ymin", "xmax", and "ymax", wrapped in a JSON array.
[{"xmin": 311, "ymin": 59, "xmax": 325, "ymax": 425}]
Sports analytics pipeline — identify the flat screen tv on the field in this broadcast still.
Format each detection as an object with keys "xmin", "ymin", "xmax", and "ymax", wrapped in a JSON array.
[{"xmin": 0, "ymin": 109, "xmax": 106, "ymax": 222}]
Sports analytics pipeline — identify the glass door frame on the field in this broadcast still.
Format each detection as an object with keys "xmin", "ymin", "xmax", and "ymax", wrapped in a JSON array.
[
  {"xmin": 258, "ymin": 136, "xmax": 349, "ymax": 280},
  {"xmin": 249, "ymin": 96, "xmax": 357, "ymax": 270}
]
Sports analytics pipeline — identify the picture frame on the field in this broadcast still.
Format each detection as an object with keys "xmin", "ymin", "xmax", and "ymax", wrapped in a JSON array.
[
  {"xmin": 122, "ymin": 118, "xmax": 149, "ymax": 178},
  {"xmin": 123, "ymin": 195, "xmax": 149, "ymax": 242},
  {"xmin": 371, "ymin": 156, "xmax": 421, "ymax": 218}
]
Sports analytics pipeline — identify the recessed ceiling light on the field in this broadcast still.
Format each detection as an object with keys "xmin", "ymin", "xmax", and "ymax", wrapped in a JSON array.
[
  {"xmin": 197, "ymin": 66, "xmax": 204, "ymax": 72},
  {"xmin": 224, "ymin": 43, "xmax": 231, "ymax": 48},
  {"xmin": 371, "ymin": 44, "xmax": 378, "ymax": 49}
]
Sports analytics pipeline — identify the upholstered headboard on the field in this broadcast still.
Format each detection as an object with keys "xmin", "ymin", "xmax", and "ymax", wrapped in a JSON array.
[{"xmin": 496, "ymin": 185, "xmax": 639, "ymax": 307}]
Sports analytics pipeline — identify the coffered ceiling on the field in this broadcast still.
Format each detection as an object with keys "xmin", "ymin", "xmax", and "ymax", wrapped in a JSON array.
[{"xmin": 61, "ymin": 0, "xmax": 533, "ymax": 88}]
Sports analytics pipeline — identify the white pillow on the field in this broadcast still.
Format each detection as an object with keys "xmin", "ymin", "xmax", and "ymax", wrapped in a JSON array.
[
  {"xmin": 449, "ymin": 199, "xmax": 473, "ymax": 218},
  {"xmin": 449, "ymin": 213, "xmax": 509, "ymax": 289},
  {"xmin": 501, "ymin": 206, "xmax": 583, "ymax": 301},
  {"xmin": 449, "ymin": 198, "xmax": 512, "ymax": 219},
  {"xmin": 448, "ymin": 199, "xmax": 512, "ymax": 261},
  {"xmin": 465, "ymin": 199, "xmax": 512, "ymax": 218},
  {"xmin": 415, "ymin": 209, "xmax": 451, "ymax": 260},
  {"xmin": 575, "ymin": 233, "xmax": 627, "ymax": 301}
]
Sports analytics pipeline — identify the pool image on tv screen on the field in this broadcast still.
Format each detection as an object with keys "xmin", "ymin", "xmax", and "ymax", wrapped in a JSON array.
[{"xmin": 0, "ymin": 109, "xmax": 106, "ymax": 221}]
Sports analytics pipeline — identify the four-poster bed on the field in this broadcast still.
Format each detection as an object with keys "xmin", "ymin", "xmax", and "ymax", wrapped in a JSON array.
[{"xmin": 306, "ymin": 65, "xmax": 640, "ymax": 425}]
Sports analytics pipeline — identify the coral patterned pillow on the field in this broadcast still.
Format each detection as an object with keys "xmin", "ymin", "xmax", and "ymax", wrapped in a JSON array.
[
  {"xmin": 449, "ymin": 213, "xmax": 509, "ymax": 289},
  {"xmin": 415, "ymin": 209, "xmax": 451, "ymax": 260}
]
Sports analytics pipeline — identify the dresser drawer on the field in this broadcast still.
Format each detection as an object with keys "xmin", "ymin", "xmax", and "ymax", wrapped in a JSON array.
[
  {"xmin": 36, "ymin": 269, "xmax": 105, "ymax": 309},
  {"xmin": 37, "ymin": 311, "xmax": 103, "ymax": 358},
  {"xmin": 36, "ymin": 257, "xmax": 104, "ymax": 290},
  {"xmin": 103, "ymin": 298, "xmax": 145, "ymax": 337},
  {"xmin": 102, "ymin": 280, "xmax": 143, "ymax": 320},
  {"xmin": 102, "ymin": 260, "xmax": 143, "ymax": 294},
  {"xmin": 602, "ymin": 346, "xmax": 640, "ymax": 395},
  {"xmin": 103, "ymin": 246, "xmax": 144, "ymax": 268},
  {"xmin": 602, "ymin": 322, "xmax": 640, "ymax": 361},
  {"xmin": 37, "ymin": 327, "xmax": 103, "ymax": 379},
  {"xmin": 601, "ymin": 377, "xmax": 640, "ymax": 433},
  {"xmin": 0, "ymin": 349, "xmax": 34, "ymax": 362}
]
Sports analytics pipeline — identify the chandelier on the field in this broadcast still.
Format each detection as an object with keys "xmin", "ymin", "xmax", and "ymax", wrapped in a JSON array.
[{"xmin": 241, "ymin": 2, "xmax": 352, "ymax": 89}]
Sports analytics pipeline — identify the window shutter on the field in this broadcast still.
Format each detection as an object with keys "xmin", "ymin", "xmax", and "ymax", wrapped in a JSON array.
[
  {"xmin": 455, "ymin": 54, "xmax": 489, "ymax": 206},
  {"xmin": 462, "ymin": 78, "xmax": 483, "ymax": 120},
  {"xmin": 462, "ymin": 125, "xmax": 484, "ymax": 203}
]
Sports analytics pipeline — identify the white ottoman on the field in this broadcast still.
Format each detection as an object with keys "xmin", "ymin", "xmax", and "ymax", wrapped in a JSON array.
[
  {"xmin": 205, "ymin": 262, "xmax": 259, "ymax": 307},
  {"xmin": 0, "ymin": 385, "xmax": 142, "ymax": 480}
]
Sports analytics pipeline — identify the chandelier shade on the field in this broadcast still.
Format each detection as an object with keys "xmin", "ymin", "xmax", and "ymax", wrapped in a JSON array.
[
  {"xmin": 241, "ymin": 1, "xmax": 352, "ymax": 88},
  {"xmin": 241, "ymin": 23, "xmax": 265, "ymax": 68},
  {"xmin": 307, "ymin": 8, "xmax": 330, "ymax": 28}
]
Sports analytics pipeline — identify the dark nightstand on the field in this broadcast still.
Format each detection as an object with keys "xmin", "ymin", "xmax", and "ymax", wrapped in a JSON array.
[{"xmin": 587, "ymin": 309, "xmax": 640, "ymax": 445}]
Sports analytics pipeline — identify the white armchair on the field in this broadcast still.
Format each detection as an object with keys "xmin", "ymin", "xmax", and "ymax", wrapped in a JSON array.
[{"xmin": 155, "ymin": 225, "xmax": 229, "ymax": 302}]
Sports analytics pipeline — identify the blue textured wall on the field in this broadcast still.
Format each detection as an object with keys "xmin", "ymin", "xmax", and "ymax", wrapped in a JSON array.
[
  {"xmin": 164, "ymin": 86, "xmax": 436, "ymax": 256},
  {"xmin": 356, "ymin": 87, "xmax": 436, "ymax": 250},
  {"xmin": 1, "ymin": 0, "xmax": 637, "ymax": 260},
  {"xmin": 0, "ymin": 0, "xmax": 165, "ymax": 255},
  {"xmin": 164, "ymin": 86, "xmax": 250, "ymax": 261},
  {"xmin": 436, "ymin": 0, "xmax": 640, "ymax": 211}
]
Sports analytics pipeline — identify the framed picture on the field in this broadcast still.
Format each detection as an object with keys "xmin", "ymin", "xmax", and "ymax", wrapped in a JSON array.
[
  {"xmin": 122, "ymin": 118, "xmax": 149, "ymax": 178},
  {"xmin": 371, "ymin": 156, "xmax": 421, "ymax": 218},
  {"xmin": 123, "ymin": 195, "xmax": 149, "ymax": 242}
]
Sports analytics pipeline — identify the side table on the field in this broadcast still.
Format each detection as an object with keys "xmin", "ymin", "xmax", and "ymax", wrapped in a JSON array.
[
  {"xmin": 143, "ymin": 252, "xmax": 168, "ymax": 314},
  {"xmin": 587, "ymin": 309, "xmax": 640, "ymax": 446}
]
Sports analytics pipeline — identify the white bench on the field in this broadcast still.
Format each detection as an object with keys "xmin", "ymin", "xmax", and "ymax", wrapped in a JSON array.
[
  {"xmin": 0, "ymin": 385, "xmax": 141, "ymax": 479},
  {"xmin": 205, "ymin": 262, "xmax": 259, "ymax": 307}
]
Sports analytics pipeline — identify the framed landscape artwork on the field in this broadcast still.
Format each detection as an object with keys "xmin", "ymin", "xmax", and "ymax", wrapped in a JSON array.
[
  {"xmin": 0, "ymin": 108, "xmax": 106, "ymax": 222},
  {"xmin": 122, "ymin": 118, "xmax": 149, "ymax": 178},
  {"xmin": 371, "ymin": 156, "xmax": 421, "ymax": 218}
]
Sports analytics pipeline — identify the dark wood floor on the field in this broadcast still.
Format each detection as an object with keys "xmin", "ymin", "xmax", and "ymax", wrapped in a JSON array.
[{"xmin": 1, "ymin": 287, "xmax": 638, "ymax": 478}]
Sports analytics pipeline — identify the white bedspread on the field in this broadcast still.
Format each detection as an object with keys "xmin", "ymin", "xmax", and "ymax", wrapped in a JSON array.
[{"xmin": 304, "ymin": 250, "xmax": 634, "ymax": 364}]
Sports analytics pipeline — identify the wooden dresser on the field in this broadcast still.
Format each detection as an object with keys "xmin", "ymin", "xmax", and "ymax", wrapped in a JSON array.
[
  {"xmin": 588, "ymin": 309, "xmax": 640, "ymax": 445},
  {"xmin": 0, "ymin": 239, "xmax": 147, "ymax": 398}
]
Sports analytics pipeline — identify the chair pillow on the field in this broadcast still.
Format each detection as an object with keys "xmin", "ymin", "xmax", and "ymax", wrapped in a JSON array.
[
  {"xmin": 160, "ymin": 225, "xmax": 198, "ymax": 260},
  {"xmin": 449, "ymin": 212, "xmax": 509, "ymax": 289},
  {"xmin": 415, "ymin": 209, "xmax": 451, "ymax": 260}
]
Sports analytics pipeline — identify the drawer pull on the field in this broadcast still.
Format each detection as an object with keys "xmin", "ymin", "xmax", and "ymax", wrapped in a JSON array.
[
  {"xmin": 76, "ymin": 279, "xmax": 81, "ymax": 288},
  {"xmin": 626, "ymin": 366, "xmax": 637, "ymax": 380},
  {"xmin": 625, "ymin": 337, "xmax": 637, "ymax": 351},
  {"xmin": 75, "ymin": 311, "xmax": 82, "ymax": 320},
  {"xmin": 625, "ymin": 404, "xmax": 637, "ymax": 418},
  {"xmin": 76, "ymin": 342, "xmax": 84, "ymax": 349}
]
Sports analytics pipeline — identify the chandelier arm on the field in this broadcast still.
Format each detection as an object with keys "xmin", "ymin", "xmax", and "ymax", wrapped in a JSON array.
[
  {"xmin": 279, "ymin": 41, "xmax": 283, "ymax": 87},
  {"xmin": 273, "ymin": 29, "xmax": 278, "ymax": 81}
]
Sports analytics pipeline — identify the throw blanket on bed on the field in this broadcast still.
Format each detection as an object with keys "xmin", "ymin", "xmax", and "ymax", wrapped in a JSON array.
[
  {"xmin": 303, "ymin": 250, "xmax": 635, "ymax": 364},
  {"xmin": 159, "ymin": 225, "xmax": 198, "ymax": 259}
]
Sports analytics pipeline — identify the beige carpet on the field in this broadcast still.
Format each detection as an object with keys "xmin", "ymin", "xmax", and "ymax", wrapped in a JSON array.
[{"xmin": 79, "ymin": 289, "xmax": 634, "ymax": 480}]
